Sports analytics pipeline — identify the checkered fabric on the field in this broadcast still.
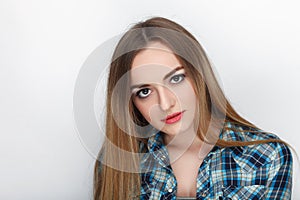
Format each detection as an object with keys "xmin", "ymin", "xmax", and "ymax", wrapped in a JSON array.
[{"xmin": 139, "ymin": 121, "xmax": 293, "ymax": 200}]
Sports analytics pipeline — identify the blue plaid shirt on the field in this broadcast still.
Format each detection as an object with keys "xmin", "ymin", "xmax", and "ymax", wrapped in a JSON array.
[{"xmin": 139, "ymin": 121, "xmax": 293, "ymax": 200}]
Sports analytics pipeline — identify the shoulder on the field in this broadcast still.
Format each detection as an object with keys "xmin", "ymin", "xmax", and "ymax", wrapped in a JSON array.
[
  {"xmin": 219, "ymin": 121, "xmax": 293, "ymax": 171},
  {"xmin": 220, "ymin": 121, "xmax": 280, "ymax": 142}
]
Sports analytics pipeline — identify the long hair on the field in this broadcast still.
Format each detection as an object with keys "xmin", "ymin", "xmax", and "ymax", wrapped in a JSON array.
[{"xmin": 94, "ymin": 17, "xmax": 288, "ymax": 199}]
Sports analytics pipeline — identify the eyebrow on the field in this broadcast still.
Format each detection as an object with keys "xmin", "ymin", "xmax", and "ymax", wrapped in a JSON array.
[
  {"xmin": 130, "ymin": 66, "xmax": 184, "ymax": 90},
  {"xmin": 163, "ymin": 66, "xmax": 184, "ymax": 80}
]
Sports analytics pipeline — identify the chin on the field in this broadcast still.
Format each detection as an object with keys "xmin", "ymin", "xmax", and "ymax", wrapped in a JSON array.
[{"xmin": 162, "ymin": 127, "xmax": 186, "ymax": 136}]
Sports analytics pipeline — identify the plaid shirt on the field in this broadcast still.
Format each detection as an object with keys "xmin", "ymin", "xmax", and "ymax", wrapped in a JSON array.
[{"xmin": 139, "ymin": 121, "xmax": 293, "ymax": 200}]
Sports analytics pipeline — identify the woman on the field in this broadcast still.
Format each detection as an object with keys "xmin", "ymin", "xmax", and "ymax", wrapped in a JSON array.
[{"xmin": 94, "ymin": 17, "xmax": 293, "ymax": 199}]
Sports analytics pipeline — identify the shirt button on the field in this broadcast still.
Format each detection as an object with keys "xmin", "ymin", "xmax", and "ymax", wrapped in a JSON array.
[
  {"xmin": 168, "ymin": 188, "xmax": 173, "ymax": 193},
  {"xmin": 201, "ymin": 192, "xmax": 207, "ymax": 197}
]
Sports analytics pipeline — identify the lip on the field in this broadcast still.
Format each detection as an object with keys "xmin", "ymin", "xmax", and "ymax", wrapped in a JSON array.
[{"xmin": 161, "ymin": 111, "xmax": 185, "ymax": 124}]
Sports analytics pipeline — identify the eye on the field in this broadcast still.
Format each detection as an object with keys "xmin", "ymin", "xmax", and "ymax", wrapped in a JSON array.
[
  {"xmin": 136, "ymin": 88, "xmax": 151, "ymax": 99},
  {"xmin": 170, "ymin": 74, "xmax": 185, "ymax": 84}
]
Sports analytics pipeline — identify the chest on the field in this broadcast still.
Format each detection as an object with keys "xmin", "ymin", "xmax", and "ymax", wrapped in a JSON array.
[
  {"xmin": 140, "ymin": 146, "xmax": 271, "ymax": 199},
  {"xmin": 170, "ymin": 152, "xmax": 203, "ymax": 197}
]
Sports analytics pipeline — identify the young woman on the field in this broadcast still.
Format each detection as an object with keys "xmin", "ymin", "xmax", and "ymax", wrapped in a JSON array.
[{"xmin": 93, "ymin": 17, "xmax": 293, "ymax": 200}]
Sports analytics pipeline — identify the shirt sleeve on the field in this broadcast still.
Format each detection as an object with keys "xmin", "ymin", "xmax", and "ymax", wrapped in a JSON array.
[{"xmin": 265, "ymin": 142, "xmax": 293, "ymax": 199}]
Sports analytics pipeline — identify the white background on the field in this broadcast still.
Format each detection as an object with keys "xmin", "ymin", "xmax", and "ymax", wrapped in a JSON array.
[{"xmin": 1, "ymin": 0, "xmax": 299, "ymax": 199}]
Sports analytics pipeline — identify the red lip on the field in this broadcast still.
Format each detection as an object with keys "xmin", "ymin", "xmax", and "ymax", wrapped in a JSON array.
[{"xmin": 162, "ymin": 111, "xmax": 185, "ymax": 124}]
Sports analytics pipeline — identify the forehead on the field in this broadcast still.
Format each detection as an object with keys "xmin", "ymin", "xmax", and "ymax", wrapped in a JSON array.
[
  {"xmin": 131, "ymin": 42, "xmax": 181, "ymax": 70},
  {"xmin": 130, "ymin": 42, "xmax": 183, "ymax": 83}
]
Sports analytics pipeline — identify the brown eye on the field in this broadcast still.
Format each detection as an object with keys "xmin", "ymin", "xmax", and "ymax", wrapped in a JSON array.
[{"xmin": 136, "ymin": 88, "xmax": 151, "ymax": 98}]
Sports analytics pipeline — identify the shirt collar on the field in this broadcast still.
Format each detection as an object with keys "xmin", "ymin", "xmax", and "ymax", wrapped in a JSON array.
[
  {"xmin": 146, "ymin": 121, "xmax": 246, "ymax": 167},
  {"xmin": 218, "ymin": 121, "xmax": 246, "ymax": 156},
  {"xmin": 147, "ymin": 132, "xmax": 171, "ymax": 168}
]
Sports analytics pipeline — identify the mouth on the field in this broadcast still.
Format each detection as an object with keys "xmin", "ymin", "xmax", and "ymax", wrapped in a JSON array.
[{"xmin": 161, "ymin": 111, "xmax": 185, "ymax": 124}]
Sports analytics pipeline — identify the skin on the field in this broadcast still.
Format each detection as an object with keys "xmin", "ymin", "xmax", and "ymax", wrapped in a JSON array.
[
  {"xmin": 130, "ymin": 42, "xmax": 197, "ymax": 143},
  {"xmin": 130, "ymin": 41, "xmax": 213, "ymax": 197}
]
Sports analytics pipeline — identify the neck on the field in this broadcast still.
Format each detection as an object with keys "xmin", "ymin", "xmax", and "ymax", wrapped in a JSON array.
[
  {"xmin": 163, "ymin": 129, "xmax": 202, "ymax": 151},
  {"xmin": 162, "ymin": 127, "xmax": 203, "ymax": 163},
  {"xmin": 163, "ymin": 126, "xmax": 217, "ymax": 162}
]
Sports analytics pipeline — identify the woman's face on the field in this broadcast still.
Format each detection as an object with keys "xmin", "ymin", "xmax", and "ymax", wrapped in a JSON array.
[{"xmin": 130, "ymin": 42, "xmax": 198, "ymax": 136}]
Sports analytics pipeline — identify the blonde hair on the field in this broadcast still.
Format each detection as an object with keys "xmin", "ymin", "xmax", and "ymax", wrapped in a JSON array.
[{"xmin": 93, "ymin": 17, "xmax": 288, "ymax": 199}]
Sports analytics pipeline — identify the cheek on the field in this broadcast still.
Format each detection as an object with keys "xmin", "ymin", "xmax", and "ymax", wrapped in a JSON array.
[
  {"xmin": 185, "ymin": 88, "xmax": 197, "ymax": 104},
  {"xmin": 134, "ymin": 100, "xmax": 152, "ymax": 121},
  {"xmin": 134, "ymin": 98, "xmax": 163, "ymax": 126},
  {"xmin": 173, "ymin": 82, "xmax": 197, "ymax": 106}
]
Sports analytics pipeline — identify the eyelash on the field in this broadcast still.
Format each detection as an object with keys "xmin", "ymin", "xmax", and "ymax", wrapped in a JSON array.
[
  {"xmin": 135, "ymin": 73, "xmax": 186, "ymax": 99},
  {"xmin": 136, "ymin": 88, "xmax": 151, "ymax": 99},
  {"xmin": 170, "ymin": 73, "xmax": 185, "ymax": 84}
]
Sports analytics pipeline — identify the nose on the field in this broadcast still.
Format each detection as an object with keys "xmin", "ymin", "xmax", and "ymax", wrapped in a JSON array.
[{"xmin": 157, "ymin": 86, "xmax": 176, "ymax": 111}]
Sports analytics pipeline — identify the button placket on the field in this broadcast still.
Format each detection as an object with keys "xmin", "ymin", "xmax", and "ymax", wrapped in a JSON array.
[
  {"xmin": 165, "ymin": 175, "xmax": 176, "ymax": 197},
  {"xmin": 199, "ymin": 187, "xmax": 210, "ymax": 199},
  {"xmin": 201, "ymin": 192, "xmax": 207, "ymax": 197}
]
